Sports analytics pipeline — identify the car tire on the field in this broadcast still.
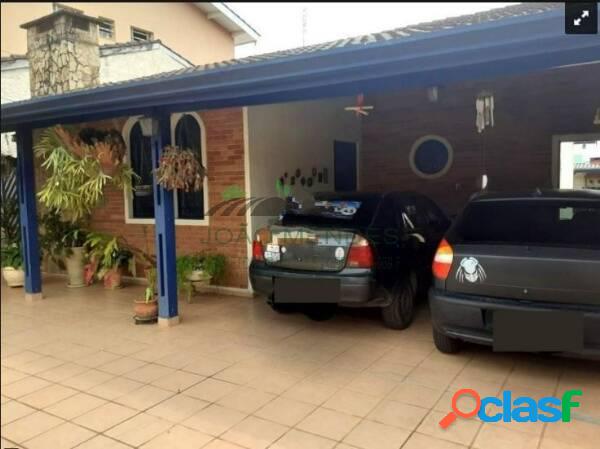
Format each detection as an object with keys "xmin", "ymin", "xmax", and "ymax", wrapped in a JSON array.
[
  {"xmin": 433, "ymin": 328, "xmax": 461, "ymax": 354},
  {"xmin": 381, "ymin": 276, "xmax": 416, "ymax": 329},
  {"xmin": 304, "ymin": 304, "xmax": 337, "ymax": 322}
]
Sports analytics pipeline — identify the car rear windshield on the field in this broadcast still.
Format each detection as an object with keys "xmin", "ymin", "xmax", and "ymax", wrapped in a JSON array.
[
  {"xmin": 282, "ymin": 196, "xmax": 381, "ymax": 228},
  {"xmin": 452, "ymin": 199, "xmax": 600, "ymax": 248}
]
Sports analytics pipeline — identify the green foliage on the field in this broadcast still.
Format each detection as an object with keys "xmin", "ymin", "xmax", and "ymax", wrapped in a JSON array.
[
  {"xmin": 144, "ymin": 267, "xmax": 157, "ymax": 303},
  {"xmin": 1, "ymin": 242, "xmax": 23, "ymax": 269},
  {"xmin": 39, "ymin": 211, "xmax": 87, "ymax": 264},
  {"xmin": 275, "ymin": 179, "xmax": 292, "ymax": 198},
  {"xmin": 222, "ymin": 184, "xmax": 245, "ymax": 201},
  {"xmin": 0, "ymin": 197, "xmax": 20, "ymax": 245},
  {"xmin": 35, "ymin": 126, "xmax": 138, "ymax": 222},
  {"xmin": 176, "ymin": 254, "xmax": 204, "ymax": 294},
  {"xmin": 202, "ymin": 253, "xmax": 227, "ymax": 282},
  {"xmin": 85, "ymin": 232, "xmax": 134, "ymax": 280}
]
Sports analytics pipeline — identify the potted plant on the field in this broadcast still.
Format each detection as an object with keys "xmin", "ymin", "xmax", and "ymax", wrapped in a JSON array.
[
  {"xmin": 134, "ymin": 266, "xmax": 158, "ymax": 323},
  {"xmin": 85, "ymin": 232, "xmax": 134, "ymax": 289},
  {"xmin": 1, "ymin": 243, "xmax": 24, "ymax": 287},
  {"xmin": 155, "ymin": 145, "xmax": 206, "ymax": 192},
  {"xmin": 35, "ymin": 126, "xmax": 138, "ymax": 221},
  {"xmin": 202, "ymin": 253, "xmax": 227, "ymax": 284},
  {"xmin": 39, "ymin": 211, "xmax": 88, "ymax": 288}
]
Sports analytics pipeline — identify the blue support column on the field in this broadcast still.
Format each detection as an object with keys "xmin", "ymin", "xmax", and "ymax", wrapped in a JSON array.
[
  {"xmin": 15, "ymin": 127, "xmax": 42, "ymax": 300},
  {"xmin": 149, "ymin": 113, "xmax": 179, "ymax": 325}
]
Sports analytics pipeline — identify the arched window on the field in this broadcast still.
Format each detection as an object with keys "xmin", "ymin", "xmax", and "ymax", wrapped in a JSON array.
[
  {"xmin": 129, "ymin": 122, "xmax": 154, "ymax": 218},
  {"xmin": 174, "ymin": 114, "xmax": 204, "ymax": 219}
]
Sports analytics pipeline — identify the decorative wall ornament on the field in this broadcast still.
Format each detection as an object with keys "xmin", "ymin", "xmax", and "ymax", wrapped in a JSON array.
[{"xmin": 344, "ymin": 94, "xmax": 374, "ymax": 117}]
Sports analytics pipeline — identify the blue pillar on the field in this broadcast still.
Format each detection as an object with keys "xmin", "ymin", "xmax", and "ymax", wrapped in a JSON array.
[
  {"xmin": 149, "ymin": 113, "xmax": 179, "ymax": 325},
  {"xmin": 15, "ymin": 127, "xmax": 42, "ymax": 299}
]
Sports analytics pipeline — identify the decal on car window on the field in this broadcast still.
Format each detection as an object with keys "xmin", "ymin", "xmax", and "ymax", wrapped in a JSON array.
[{"xmin": 456, "ymin": 257, "xmax": 486, "ymax": 283}]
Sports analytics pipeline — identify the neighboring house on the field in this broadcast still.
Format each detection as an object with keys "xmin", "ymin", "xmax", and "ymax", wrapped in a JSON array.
[
  {"xmin": 0, "ymin": 2, "xmax": 258, "ymax": 65},
  {"xmin": 574, "ymin": 160, "xmax": 600, "ymax": 191},
  {"xmin": 1, "ymin": 40, "xmax": 194, "ymax": 155}
]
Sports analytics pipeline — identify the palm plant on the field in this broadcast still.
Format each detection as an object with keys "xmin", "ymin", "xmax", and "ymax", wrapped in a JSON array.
[{"xmin": 85, "ymin": 232, "xmax": 134, "ymax": 282}]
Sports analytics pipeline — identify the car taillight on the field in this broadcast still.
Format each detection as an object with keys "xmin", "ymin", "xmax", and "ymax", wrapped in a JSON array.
[
  {"xmin": 432, "ymin": 238, "xmax": 453, "ymax": 280},
  {"xmin": 346, "ymin": 235, "xmax": 374, "ymax": 268},
  {"xmin": 252, "ymin": 228, "xmax": 271, "ymax": 262},
  {"xmin": 252, "ymin": 240, "xmax": 264, "ymax": 261}
]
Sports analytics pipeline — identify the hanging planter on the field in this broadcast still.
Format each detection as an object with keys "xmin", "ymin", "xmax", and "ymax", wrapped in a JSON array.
[{"xmin": 154, "ymin": 146, "xmax": 206, "ymax": 192}]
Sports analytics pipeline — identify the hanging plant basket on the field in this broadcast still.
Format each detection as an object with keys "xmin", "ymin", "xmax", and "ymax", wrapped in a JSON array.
[{"xmin": 155, "ymin": 146, "xmax": 206, "ymax": 192}]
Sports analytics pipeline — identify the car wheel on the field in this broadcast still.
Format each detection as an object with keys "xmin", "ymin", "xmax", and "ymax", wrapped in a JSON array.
[
  {"xmin": 304, "ymin": 304, "xmax": 337, "ymax": 322},
  {"xmin": 381, "ymin": 276, "xmax": 415, "ymax": 329},
  {"xmin": 433, "ymin": 328, "xmax": 461, "ymax": 354}
]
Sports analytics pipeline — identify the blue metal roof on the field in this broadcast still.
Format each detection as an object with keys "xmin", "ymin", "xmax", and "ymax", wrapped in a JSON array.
[{"xmin": 2, "ymin": 3, "xmax": 599, "ymax": 132}]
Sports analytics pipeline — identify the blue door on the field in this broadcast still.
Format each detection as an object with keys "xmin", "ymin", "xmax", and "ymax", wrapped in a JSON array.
[{"xmin": 334, "ymin": 140, "xmax": 357, "ymax": 192}]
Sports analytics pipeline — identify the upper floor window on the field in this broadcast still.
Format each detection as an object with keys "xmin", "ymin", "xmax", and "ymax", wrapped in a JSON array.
[
  {"xmin": 53, "ymin": 3, "xmax": 83, "ymax": 13},
  {"xmin": 131, "ymin": 27, "xmax": 153, "ymax": 42},
  {"xmin": 98, "ymin": 18, "xmax": 115, "ymax": 39}
]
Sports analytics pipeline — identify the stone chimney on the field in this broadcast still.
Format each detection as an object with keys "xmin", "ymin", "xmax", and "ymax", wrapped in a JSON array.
[{"xmin": 21, "ymin": 9, "xmax": 101, "ymax": 97}]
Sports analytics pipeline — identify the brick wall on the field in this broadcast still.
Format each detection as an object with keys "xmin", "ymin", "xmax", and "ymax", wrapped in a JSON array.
[
  {"xmin": 360, "ymin": 65, "xmax": 600, "ymax": 215},
  {"xmin": 89, "ymin": 108, "xmax": 249, "ymax": 289}
]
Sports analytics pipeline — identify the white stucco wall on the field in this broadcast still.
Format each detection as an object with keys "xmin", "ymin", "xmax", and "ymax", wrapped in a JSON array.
[{"xmin": 247, "ymin": 97, "xmax": 361, "ymax": 234}]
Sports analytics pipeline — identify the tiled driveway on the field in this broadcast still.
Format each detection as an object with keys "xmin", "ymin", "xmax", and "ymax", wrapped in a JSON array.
[{"xmin": 1, "ymin": 277, "xmax": 599, "ymax": 449}]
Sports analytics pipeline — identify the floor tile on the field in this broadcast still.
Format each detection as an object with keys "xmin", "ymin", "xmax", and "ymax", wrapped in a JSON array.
[
  {"xmin": 105, "ymin": 413, "xmax": 172, "ymax": 447},
  {"xmin": 203, "ymin": 439, "xmax": 246, "ymax": 449},
  {"xmin": 98, "ymin": 357, "xmax": 147, "ymax": 376},
  {"xmin": 473, "ymin": 424, "xmax": 540, "ymax": 449},
  {"xmin": 343, "ymin": 419, "xmax": 410, "ymax": 449},
  {"xmin": 23, "ymin": 422, "xmax": 95, "ymax": 449},
  {"xmin": 45, "ymin": 393, "xmax": 107, "ymax": 420},
  {"xmin": 186, "ymin": 378, "xmax": 238, "ymax": 402},
  {"xmin": 182, "ymin": 356, "xmax": 233, "ymax": 377},
  {"xmin": 217, "ymin": 386, "xmax": 276, "ymax": 414},
  {"xmin": 254, "ymin": 396, "xmax": 315, "ymax": 427},
  {"xmin": 151, "ymin": 370, "xmax": 204, "ymax": 393},
  {"xmin": 37, "ymin": 362, "xmax": 89, "ymax": 382},
  {"xmin": 416, "ymin": 409, "xmax": 481, "ymax": 446},
  {"xmin": 283, "ymin": 380, "xmax": 339, "ymax": 405},
  {"xmin": 1, "ymin": 411, "xmax": 64, "ymax": 443},
  {"xmin": 140, "ymin": 424, "xmax": 214, "ymax": 449},
  {"xmin": 74, "ymin": 402, "xmax": 138, "ymax": 432},
  {"xmin": 124, "ymin": 363, "xmax": 176, "ymax": 383},
  {"xmin": 115, "ymin": 384, "xmax": 174, "ymax": 411},
  {"xmin": 75, "ymin": 435, "xmax": 132, "ymax": 449},
  {"xmin": 147, "ymin": 393, "xmax": 209, "ymax": 422},
  {"xmin": 0, "ymin": 400, "xmax": 35, "ymax": 425},
  {"xmin": 182, "ymin": 404, "xmax": 247, "ymax": 436},
  {"xmin": 2, "ymin": 376, "xmax": 52, "ymax": 399},
  {"xmin": 390, "ymin": 381, "xmax": 445, "ymax": 408},
  {"xmin": 270, "ymin": 429, "xmax": 336, "ymax": 449},
  {"xmin": 368, "ymin": 399, "xmax": 429, "ymax": 430},
  {"xmin": 0, "ymin": 368, "xmax": 29, "ymax": 386},
  {"xmin": 402, "ymin": 432, "xmax": 468, "ymax": 449},
  {"xmin": 297, "ymin": 407, "xmax": 360, "ymax": 441},
  {"xmin": 88, "ymin": 376, "xmax": 144, "ymax": 400},
  {"xmin": 324, "ymin": 389, "xmax": 381, "ymax": 418},
  {"xmin": 221, "ymin": 416, "xmax": 288, "ymax": 449},
  {"xmin": 20, "ymin": 383, "xmax": 78, "ymax": 408},
  {"xmin": 76, "ymin": 351, "xmax": 122, "ymax": 368},
  {"xmin": 60, "ymin": 369, "xmax": 114, "ymax": 391}
]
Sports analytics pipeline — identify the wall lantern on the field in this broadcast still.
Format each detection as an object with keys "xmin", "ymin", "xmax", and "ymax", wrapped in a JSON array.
[
  {"xmin": 139, "ymin": 117, "xmax": 158, "ymax": 137},
  {"xmin": 476, "ymin": 91, "xmax": 494, "ymax": 133}
]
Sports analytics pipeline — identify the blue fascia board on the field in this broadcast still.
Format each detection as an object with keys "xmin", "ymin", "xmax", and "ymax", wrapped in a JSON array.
[{"xmin": 2, "ymin": 8, "xmax": 599, "ymax": 132}]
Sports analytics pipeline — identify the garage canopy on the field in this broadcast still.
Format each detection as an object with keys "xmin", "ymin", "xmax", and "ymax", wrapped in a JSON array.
[{"xmin": 2, "ymin": 3, "xmax": 599, "ymax": 132}]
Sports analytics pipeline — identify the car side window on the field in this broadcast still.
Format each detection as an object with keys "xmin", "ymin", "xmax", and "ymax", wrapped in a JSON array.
[{"xmin": 418, "ymin": 197, "xmax": 449, "ymax": 232}]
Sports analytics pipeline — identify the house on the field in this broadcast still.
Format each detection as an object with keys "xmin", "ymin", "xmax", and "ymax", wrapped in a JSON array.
[
  {"xmin": 2, "ymin": 3, "xmax": 599, "ymax": 326},
  {"xmin": 0, "ymin": 2, "xmax": 258, "ymax": 65}
]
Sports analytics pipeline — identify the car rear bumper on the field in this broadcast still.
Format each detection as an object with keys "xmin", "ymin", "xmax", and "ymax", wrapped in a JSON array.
[
  {"xmin": 429, "ymin": 288, "xmax": 600, "ymax": 356},
  {"xmin": 250, "ymin": 262, "xmax": 386, "ymax": 306}
]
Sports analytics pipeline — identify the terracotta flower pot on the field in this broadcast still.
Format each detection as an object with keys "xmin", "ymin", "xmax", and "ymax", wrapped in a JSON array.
[
  {"xmin": 134, "ymin": 298, "xmax": 158, "ymax": 319},
  {"xmin": 2, "ymin": 267, "xmax": 25, "ymax": 287},
  {"xmin": 103, "ymin": 267, "xmax": 123, "ymax": 289}
]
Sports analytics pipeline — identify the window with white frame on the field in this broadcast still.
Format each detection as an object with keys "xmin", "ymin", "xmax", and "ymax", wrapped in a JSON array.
[
  {"xmin": 131, "ymin": 27, "xmax": 153, "ymax": 42},
  {"xmin": 98, "ymin": 18, "xmax": 115, "ymax": 39},
  {"xmin": 125, "ymin": 114, "xmax": 207, "ymax": 223}
]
